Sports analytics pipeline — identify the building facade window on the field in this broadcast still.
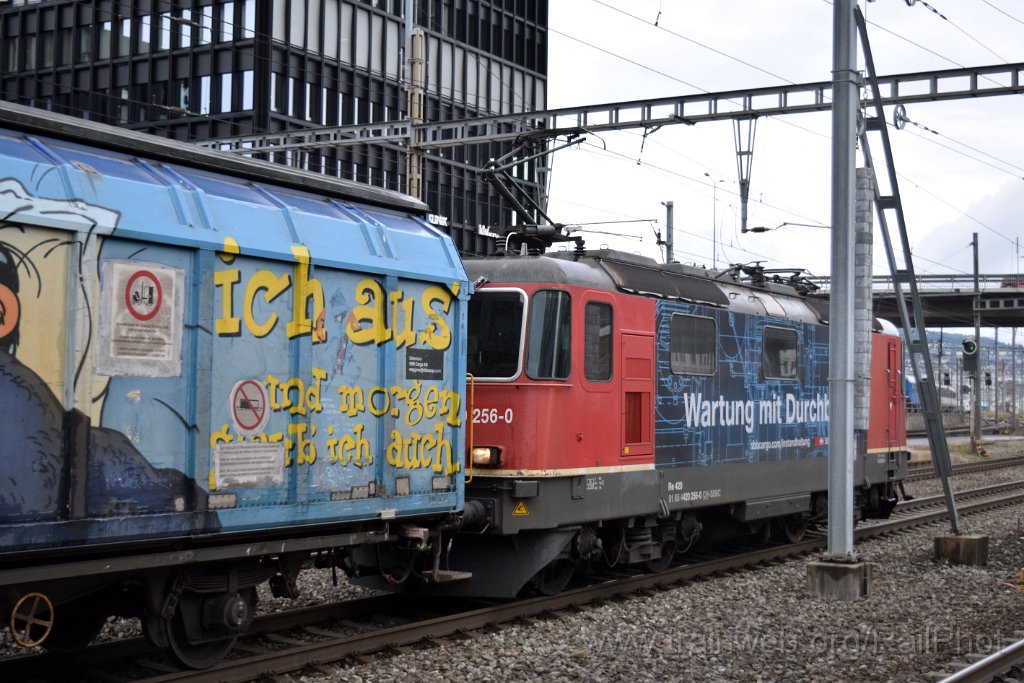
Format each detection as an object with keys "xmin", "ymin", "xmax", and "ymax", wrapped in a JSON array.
[
  {"xmin": 0, "ymin": 0, "xmax": 549, "ymax": 257},
  {"xmin": 178, "ymin": 9, "xmax": 192, "ymax": 48},
  {"xmin": 159, "ymin": 12, "xmax": 171, "ymax": 50},
  {"xmin": 137, "ymin": 15, "xmax": 151, "ymax": 53},
  {"xmin": 97, "ymin": 21, "xmax": 111, "ymax": 59},
  {"xmin": 220, "ymin": 2, "xmax": 234, "ymax": 42},
  {"xmin": 118, "ymin": 18, "xmax": 131, "ymax": 56}
]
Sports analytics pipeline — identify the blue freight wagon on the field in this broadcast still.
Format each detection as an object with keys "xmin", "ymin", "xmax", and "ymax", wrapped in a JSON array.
[{"xmin": 0, "ymin": 101, "xmax": 469, "ymax": 667}]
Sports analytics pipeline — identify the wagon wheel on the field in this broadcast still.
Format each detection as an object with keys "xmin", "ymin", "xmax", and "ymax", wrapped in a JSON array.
[
  {"xmin": 529, "ymin": 559, "xmax": 575, "ymax": 596},
  {"xmin": 9, "ymin": 592, "xmax": 54, "ymax": 649},
  {"xmin": 773, "ymin": 513, "xmax": 808, "ymax": 544},
  {"xmin": 165, "ymin": 608, "xmax": 238, "ymax": 670},
  {"xmin": 645, "ymin": 539, "xmax": 677, "ymax": 573},
  {"xmin": 42, "ymin": 595, "xmax": 109, "ymax": 653},
  {"xmin": 149, "ymin": 590, "xmax": 253, "ymax": 670}
]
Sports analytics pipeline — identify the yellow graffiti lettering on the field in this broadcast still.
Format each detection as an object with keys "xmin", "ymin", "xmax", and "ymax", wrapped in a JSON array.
[
  {"xmin": 279, "ymin": 377, "xmax": 303, "ymax": 414},
  {"xmin": 390, "ymin": 289, "xmax": 417, "ymax": 348},
  {"xmin": 324, "ymin": 423, "xmax": 373, "ymax": 468},
  {"xmin": 338, "ymin": 384, "xmax": 365, "ymax": 416},
  {"xmin": 440, "ymin": 389, "xmax": 462, "ymax": 427},
  {"xmin": 340, "ymin": 430, "xmax": 357, "ymax": 466},
  {"xmin": 419, "ymin": 429, "xmax": 435, "ymax": 470},
  {"xmin": 285, "ymin": 245, "xmax": 326, "ymax": 343},
  {"xmin": 347, "ymin": 279, "xmax": 453, "ymax": 352},
  {"xmin": 336, "ymin": 382, "xmax": 462, "ymax": 428},
  {"xmin": 405, "ymin": 431, "xmax": 422, "ymax": 469},
  {"xmin": 307, "ymin": 367, "xmax": 326, "ymax": 412},
  {"xmin": 348, "ymin": 423, "xmax": 372, "ymax": 466},
  {"xmin": 390, "ymin": 381, "xmax": 424, "ymax": 427},
  {"xmin": 214, "ymin": 269, "xmax": 241, "ymax": 335},
  {"xmin": 385, "ymin": 422, "xmax": 458, "ymax": 474},
  {"xmin": 265, "ymin": 369, "xmax": 326, "ymax": 416},
  {"xmin": 368, "ymin": 386, "xmax": 390, "ymax": 417},
  {"xmin": 211, "ymin": 423, "xmax": 233, "ymax": 449},
  {"xmin": 266, "ymin": 374, "xmax": 284, "ymax": 411},
  {"xmin": 434, "ymin": 422, "xmax": 458, "ymax": 474},
  {"xmin": 244, "ymin": 269, "xmax": 290, "ymax": 338},
  {"xmin": 349, "ymin": 279, "xmax": 390, "ymax": 345},
  {"xmin": 289, "ymin": 422, "xmax": 316, "ymax": 465},
  {"xmin": 418, "ymin": 285, "xmax": 453, "ymax": 351},
  {"xmin": 423, "ymin": 384, "xmax": 439, "ymax": 420},
  {"xmin": 214, "ymin": 246, "xmax": 325, "ymax": 342}
]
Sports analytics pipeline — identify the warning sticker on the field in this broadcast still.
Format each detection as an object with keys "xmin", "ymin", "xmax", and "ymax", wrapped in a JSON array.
[
  {"xmin": 512, "ymin": 500, "xmax": 529, "ymax": 516},
  {"xmin": 230, "ymin": 379, "xmax": 270, "ymax": 435},
  {"xmin": 214, "ymin": 441, "xmax": 285, "ymax": 489},
  {"xmin": 125, "ymin": 270, "xmax": 162, "ymax": 320},
  {"xmin": 97, "ymin": 260, "xmax": 184, "ymax": 377}
]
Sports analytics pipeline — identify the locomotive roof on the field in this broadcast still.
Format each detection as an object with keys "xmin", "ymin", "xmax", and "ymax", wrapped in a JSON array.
[
  {"xmin": 0, "ymin": 101, "xmax": 426, "ymax": 214},
  {"xmin": 465, "ymin": 250, "xmax": 828, "ymax": 324}
]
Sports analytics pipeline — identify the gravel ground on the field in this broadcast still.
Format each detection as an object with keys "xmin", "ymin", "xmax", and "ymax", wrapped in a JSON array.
[
  {"xmin": 3, "ymin": 440, "xmax": 1024, "ymax": 683},
  {"xmin": 284, "ymin": 441, "xmax": 1024, "ymax": 683}
]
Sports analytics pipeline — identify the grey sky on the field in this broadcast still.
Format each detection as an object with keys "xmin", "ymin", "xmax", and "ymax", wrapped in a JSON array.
[{"xmin": 544, "ymin": 0, "xmax": 1024, "ymax": 279}]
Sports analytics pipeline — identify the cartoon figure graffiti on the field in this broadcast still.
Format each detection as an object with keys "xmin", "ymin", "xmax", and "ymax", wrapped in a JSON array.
[
  {"xmin": 0, "ymin": 240, "xmax": 22, "ymax": 354},
  {"xmin": 0, "ymin": 179, "xmax": 216, "ymax": 535}
]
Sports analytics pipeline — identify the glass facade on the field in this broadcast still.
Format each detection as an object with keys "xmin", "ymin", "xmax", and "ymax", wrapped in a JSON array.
[{"xmin": 0, "ymin": 0, "xmax": 548, "ymax": 255}]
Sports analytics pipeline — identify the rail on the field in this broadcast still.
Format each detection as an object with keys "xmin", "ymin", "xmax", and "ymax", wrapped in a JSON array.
[{"xmin": 6, "ymin": 481, "xmax": 1024, "ymax": 682}]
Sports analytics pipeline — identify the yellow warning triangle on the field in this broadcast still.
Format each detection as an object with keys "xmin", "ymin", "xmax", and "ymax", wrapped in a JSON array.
[{"xmin": 512, "ymin": 500, "xmax": 529, "ymax": 516}]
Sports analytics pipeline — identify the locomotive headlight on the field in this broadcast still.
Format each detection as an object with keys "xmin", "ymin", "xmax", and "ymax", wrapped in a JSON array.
[{"xmin": 471, "ymin": 446, "xmax": 501, "ymax": 467}]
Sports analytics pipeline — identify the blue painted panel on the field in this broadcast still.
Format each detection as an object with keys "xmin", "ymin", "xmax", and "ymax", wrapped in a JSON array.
[
  {"xmin": 0, "ymin": 121, "xmax": 467, "ymax": 553},
  {"xmin": 654, "ymin": 300, "xmax": 830, "ymax": 468}
]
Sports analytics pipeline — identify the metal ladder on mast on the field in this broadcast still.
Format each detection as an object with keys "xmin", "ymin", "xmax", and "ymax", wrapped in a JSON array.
[{"xmin": 854, "ymin": 8, "xmax": 960, "ymax": 534}]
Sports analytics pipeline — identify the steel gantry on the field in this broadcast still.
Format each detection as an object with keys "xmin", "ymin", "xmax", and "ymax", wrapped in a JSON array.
[
  {"xmin": 200, "ymin": 37, "xmax": 1018, "ymax": 536},
  {"xmin": 202, "ymin": 60, "xmax": 1024, "ymax": 234}
]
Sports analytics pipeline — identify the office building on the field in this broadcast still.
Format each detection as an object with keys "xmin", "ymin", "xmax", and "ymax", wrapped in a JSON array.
[{"xmin": 0, "ymin": 0, "xmax": 548, "ymax": 253}]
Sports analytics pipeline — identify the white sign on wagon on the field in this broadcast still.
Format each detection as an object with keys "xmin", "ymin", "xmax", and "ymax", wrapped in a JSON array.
[
  {"xmin": 229, "ymin": 379, "xmax": 272, "ymax": 436},
  {"xmin": 214, "ymin": 441, "xmax": 285, "ymax": 489},
  {"xmin": 97, "ymin": 260, "xmax": 184, "ymax": 377}
]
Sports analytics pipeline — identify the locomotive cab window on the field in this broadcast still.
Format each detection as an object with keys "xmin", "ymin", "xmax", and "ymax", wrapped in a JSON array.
[
  {"xmin": 526, "ymin": 289, "xmax": 571, "ymax": 380},
  {"xmin": 670, "ymin": 313, "xmax": 716, "ymax": 375},
  {"xmin": 762, "ymin": 326, "xmax": 798, "ymax": 379},
  {"xmin": 467, "ymin": 289, "xmax": 526, "ymax": 379},
  {"xmin": 585, "ymin": 302, "xmax": 613, "ymax": 381}
]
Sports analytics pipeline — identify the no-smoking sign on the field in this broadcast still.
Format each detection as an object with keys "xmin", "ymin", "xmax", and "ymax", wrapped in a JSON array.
[{"xmin": 230, "ymin": 379, "xmax": 270, "ymax": 435}]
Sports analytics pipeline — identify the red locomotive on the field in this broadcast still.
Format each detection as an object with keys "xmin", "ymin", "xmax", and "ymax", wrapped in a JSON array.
[{"xmin": 446, "ymin": 250, "xmax": 907, "ymax": 596}]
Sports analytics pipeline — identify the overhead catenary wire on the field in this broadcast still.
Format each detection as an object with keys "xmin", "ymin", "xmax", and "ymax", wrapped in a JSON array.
[{"xmin": 550, "ymin": 0, "xmax": 1020, "ymax": 264}]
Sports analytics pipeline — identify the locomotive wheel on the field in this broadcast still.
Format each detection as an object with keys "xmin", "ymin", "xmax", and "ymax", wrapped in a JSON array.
[
  {"xmin": 530, "ymin": 559, "xmax": 575, "ymax": 595},
  {"xmin": 644, "ymin": 540, "xmax": 677, "ymax": 573},
  {"xmin": 9, "ymin": 592, "xmax": 54, "ymax": 648},
  {"xmin": 773, "ymin": 513, "xmax": 808, "ymax": 544},
  {"xmin": 42, "ymin": 596, "xmax": 108, "ymax": 653}
]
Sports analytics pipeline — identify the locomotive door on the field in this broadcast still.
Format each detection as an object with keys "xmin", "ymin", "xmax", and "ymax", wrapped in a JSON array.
[
  {"xmin": 886, "ymin": 338, "xmax": 903, "ymax": 446},
  {"xmin": 621, "ymin": 334, "xmax": 654, "ymax": 458}
]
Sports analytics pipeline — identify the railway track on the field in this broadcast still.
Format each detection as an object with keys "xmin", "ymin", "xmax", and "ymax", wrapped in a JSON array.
[
  {"xmin": 906, "ymin": 455, "xmax": 1024, "ymax": 482},
  {"xmin": 935, "ymin": 636, "xmax": 1024, "ymax": 683},
  {"xmin": 4, "ymin": 479, "xmax": 1024, "ymax": 682}
]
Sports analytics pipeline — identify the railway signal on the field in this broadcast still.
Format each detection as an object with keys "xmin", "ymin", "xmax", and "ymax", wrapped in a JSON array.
[{"xmin": 962, "ymin": 338, "xmax": 979, "ymax": 374}]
